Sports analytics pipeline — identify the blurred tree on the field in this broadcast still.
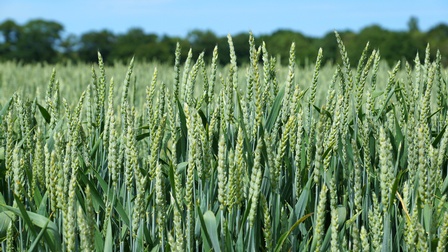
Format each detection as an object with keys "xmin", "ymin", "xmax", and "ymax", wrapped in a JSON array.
[
  {"xmin": 135, "ymin": 42, "xmax": 170, "ymax": 63},
  {"xmin": 0, "ymin": 19, "xmax": 21, "ymax": 44},
  {"xmin": 0, "ymin": 19, "xmax": 22, "ymax": 60},
  {"xmin": 353, "ymin": 25, "xmax": 390, "ymax": 63},
  {"xmin": 216, "ymin": 36, "xmax": 230, "ymax": 65},
  {"xmin": 159, "ymin": 35, "xmax": 191, "ymax": 63},
  {"xmin": 111, "ymin": 28, "xmax": 158, "ymax": 62},
  {"xmin": 385, "ymin": 32, "xmax": 425, "ymax": 65},
  {"xmin": 187, "ymin": 29, "xmax": 219, "ymax": 62},
  {"xmin": 426, "ymin": 24, "xmax": 448, "ymax": 65},
  {"xmin": 0, "ymin": 18, "xmax": 447, "ymax": 67},
  {"xmin": 262, "ymin": 29, "xmax": 316, "ymax": 66},
  {"xmin": 315, "ymin": 30, "xmax": 355, "ymax": 65},
  {"xmin": 357, "ymin": 25, "xmax": 390, "ymax": 46},
  {"xmin": 4, "ymin": 19, "xmax": 64, "ymax": 63},
  {"xmin": 427, "ymin": 24, "xmax": 448, "ymax": 40},
  {"xmin": 355, "ymin": 24, "xmax": 426, "ymax": 65},
  {"xmin": 19, "ymin": 19, "xmax": 64, "ymax": 63},
  {"xmin": 211, "ymin": 32, "xmax": 249, "ymax": 66},
  {"xmin": 408, "ymin": 16, "xmax": 420, "ymax": 33},
  {"xmin": 78, "ymin": 30, "xmax": 116, "ymax": 63},
  {"xmin": 59, "ymin": 34, "xmax": 79, "ymax": 62}
]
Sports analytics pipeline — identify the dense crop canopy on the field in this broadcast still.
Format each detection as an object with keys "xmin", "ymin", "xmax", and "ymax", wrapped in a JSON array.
[{"xmin": 0, "ymin": 32, "xmax": 448, "ymax": 251}]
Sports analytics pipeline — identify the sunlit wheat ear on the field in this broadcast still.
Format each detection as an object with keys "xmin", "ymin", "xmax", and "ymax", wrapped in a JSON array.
[
  {"xmin": 173, "ymin": 42, "xmax": 181, "ymax": 99},
  {"xmin": 354, "ymin": 41, "xmax": 370, "ymax": 82},
  {"xmin": 260, "ymin": 195, "xmax": 272, "ymax": 251},
  {"xmin": 360, "ymin": 226, "xmax": 370, "ymax": 251},
  {"xmin": 406, "ymin": 117, "xmax": 418, "ymax": 194},
  {"xmin": 264, "ymin": 132, "xmax": 275, "ymax": 191},
  {"xmin": 192, "ymin": 111, "xmax": 204, "ymax": 179},
  {"xmin": 208, "ymin": 101, "xmax": 220, "ymax": 141},
  {"xmin": 325, "ymin": 94, "xmax": 343, "ymax": 154},
  {"xmin": 196, "ymin": 53, "xmax": 209, "ymax": 109},
  {"xmin": 309, "ymin": 47, "xmax": 323, "ymax": 109},
  {"xmin": 226, "ymin": 35, "xmax": 237, "ymax": 126},
  {"xmin": 437, "ymin": 212, "xmax": 448, "ymax": 252},
  {"xmin": 58, "ymin": 140, "xmax": 70, "ymax": 210},
  {"xmin": 253, "ymin": 68, "xmax": 263, "ymax": 135},
  {"xmin": 329, "ymin": 176, "xmax": 339, "ymax": 252},
  {"xmin": 12, "ymin": 145, "xmax": 25, "ymax": 204},
  {"xmin": 155, "ymin": 161, "xmax": 166, "ymax": 243},
  {"xmin": 148, "ymin": 102, "xmax": 165, "ymax": 180},
  {"xmin": 5, "ymin": 109, "xmax": 15, "ymax": 179},
  {"xmin": 122, "ymin": 104, "xmax": 132, "ymax": 194},
  {"xmin": 44, "ymin": 69, "xmax": 57, "ymax": 123},
  {"xmin": 330, "ymin": 205, "xmax": 341, "ymax": 252},
  {"xmin": 186, "ymin": 53, "xmax": 202, "ymax": 107},
  {"xmin": 405, "ymin": 203, "xmax": 419, "ymax": 250},
  {"xmin": 421, "ymin": 62, "xmax": 436, "ymax": 122},
  {"xmin": 416, "ymin": 221, "xmax": 429, "ymax": 251},
  {"xmin": 289, "ymin": 74, "xmax": 302, "ymax": 127},
  {"xmin": 32, "ymin": 128, "xmax": 45, "ymax": 189},
  {"xmin": 77, "ymin": 185, "xmax": 95, "ymax": 251},
  {"xmin": 6, "ymin": 210, "xmax": 16, "ymax": 250},
  {"xmin": 181, "ymin": 48, "xmax": 193, "ymax": 102},
  {"xmin": 128, "ymin": 108, "xmax": 145, "ymax": 239},
  {"xmin": 294, "ymin": 107, "xmax": 304, "ymax": 201},
  {"xmin": 417, "ymin": 123, "xmax": 430, "ymax": 207},
  {"xmin": 170, "ymin": 194, "xmax": 184, "ymax": 252},
  {"xmin": 89, "ymin": 65, "xmax": 97, "ymax": 116},
  {"xmin": 272, "ymin": 115, "xmax": 294, "ymax": 191},
  {"xmin": 209, "ymin": 45, "xmax": 219, "ymax": 100},
  {"xmin": 281, "ymin": 42, "xmax": 295, "ymax": 125},
  {"xmin": 233, "ymin": 126, "xmax": 246, "ymax": 206},
  {"xmin": 248, "ymin": 138, "xmax": 263, "ymax": 227},
  {"xmin": 86, "ymin": 82, "xmax": 93, "ymax": 135},
  {"xmin": 335, "ymin": 31, "xmax": 353, "ymax": 86},
  {"xmin": 369, "ymin": 192, "xmax": 383, "ymax": 251},
  {"xmin": 218, "ymin": 89, "xmax": 228, "ymax": 136},
  {"xmin": 64, "ymin": 158, "xmax": 79, "ymax": 252},
  {"xmin": 412, "ymin": 53, "xmax": 422, "ymax": 110},
  {"xmin": 107, "ymin": 112, "xmax": 118, "ymax": 188},
  {"xmin": 169, "ymin": 102, "xmax": 183, "ymax": 210},
  {"xmin": 403, "ymin": 184, "xmax": 415, "ymax": 250},
  {"xmin": 314, "ymin": 184, "xmax": 328, "ymax": 252},
  {"xmin": 261, "ymin": 42, "xmax": 270, "ymax": 108},
  {"xmin": 103, "ymin": 77, "xmax": 115, "ymax": 147},
  {"xmin": 379, "ymin": 126, "xmax": 393, "ymax": 212},
  {"xmin": 120, "ymin": 57, "xmax": 135, "ymax": 132},
  {"xmin": 183, "ymin": 102, "xmax": 196, "ymax": 251},
  {"xmin": 77, "ymin": 205, "xmax": 90, "ymax": 251},
  {"xmin": 351, "ymin": 226, "xmax": 360, "ymax": 252},
  {"xmin": 355, "ymin": 48, "xmax": 376, "ymax": 112},
  {"xmin": 436, "ymin": 50, "xmax": 444, "ymax": 118},
  {"xmin": 45, "ymin": 68, "xmax": 56, "ymax": 103},
  {"xmin": 226, "ymin": 148, "xmax": 237, "ymax": 209},
  {"xmin": 351, "ymin": 137, "xmax": 362, "ymax": 217},
  {"xmin": 312, "ymin": 113, "xmax": 326, "ymax": 185},
  {"xmin": 97, "ymin": 52, "xmax": 106, "ymax": 125},
  {"xmin": 217, "ymin": 134, "xmax": 227, "ymax": 210}
]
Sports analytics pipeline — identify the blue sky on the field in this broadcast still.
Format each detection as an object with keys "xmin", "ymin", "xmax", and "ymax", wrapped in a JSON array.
[{"xmin": 1, "ymin": 0, "xmax": 447, "ymax": 38}]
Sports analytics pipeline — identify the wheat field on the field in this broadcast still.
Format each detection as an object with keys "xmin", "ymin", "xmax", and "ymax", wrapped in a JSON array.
[{"xmin": 0, "ymin": 32, "xmax": 447, "ymax": 251}]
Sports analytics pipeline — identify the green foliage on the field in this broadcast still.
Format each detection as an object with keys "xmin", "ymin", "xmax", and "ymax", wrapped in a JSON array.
[
  {"xmin": 0, "ymin": 19, "xmax": 63, "ymax": 63},
  {"xmin": 1, "ymin": 18, "xmax": 448, "ymax": 66}
]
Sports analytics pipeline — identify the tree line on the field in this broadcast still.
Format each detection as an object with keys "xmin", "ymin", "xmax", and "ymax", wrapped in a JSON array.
[{"xmin": 0, "ymin": 17, "xmax": 447, "ymax": 66}]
